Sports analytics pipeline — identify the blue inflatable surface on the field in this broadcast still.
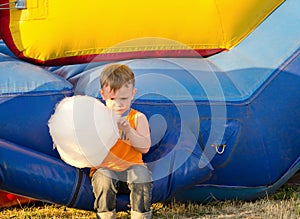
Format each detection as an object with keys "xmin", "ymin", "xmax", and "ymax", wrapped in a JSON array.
[
  {"xmin": 0, "ymin": 0, "xmax": 299, "ymax": 211},
  {"xmin": 0, "ymin": 53, "xmax": 73, "ymax": 157}
]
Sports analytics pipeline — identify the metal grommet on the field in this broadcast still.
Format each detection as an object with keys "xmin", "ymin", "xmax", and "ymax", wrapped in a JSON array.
[{"xmin": 211, "ymin": 144, "xmax": 226, "ymax": 155}]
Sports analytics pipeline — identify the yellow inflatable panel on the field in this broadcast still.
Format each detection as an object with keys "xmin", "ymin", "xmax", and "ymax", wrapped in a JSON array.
[{"xmin": 0, "ymin": 0, "xmax": 284, "ymax": 65}]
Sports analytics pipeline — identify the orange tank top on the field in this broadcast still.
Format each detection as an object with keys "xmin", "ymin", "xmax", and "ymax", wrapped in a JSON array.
[{"xmin": 90, "ymin": 109, "xmax": 144, "ymax": 176}]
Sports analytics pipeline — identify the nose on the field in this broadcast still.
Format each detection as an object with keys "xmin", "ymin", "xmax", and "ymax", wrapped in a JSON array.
[
  {"xmin": 112, "ymin": 99, "xmax": 121, "ymax": 106},
  {"xmin": 111, "ymin": 100, "xmax": 124, "ymax": 110}
]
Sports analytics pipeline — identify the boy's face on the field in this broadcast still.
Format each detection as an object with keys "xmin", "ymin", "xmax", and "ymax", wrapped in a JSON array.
[{"xmin": 100, "ymin": 83, "xmax": 136, "ymax": 115}]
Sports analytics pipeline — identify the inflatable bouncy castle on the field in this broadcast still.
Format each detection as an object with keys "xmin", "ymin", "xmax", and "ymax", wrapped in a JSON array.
[{"xmin": 0, "ymin": 0, "xmax": 300, "ymax": 211}]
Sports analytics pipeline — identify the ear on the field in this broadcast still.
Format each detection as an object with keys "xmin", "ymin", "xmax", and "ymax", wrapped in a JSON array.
[
  {"xmin": 132, "ymin": 88, "xmax": 137, "ymax": 98},
  {"xmin": 99, "ymin": 89, "xmax": 105, "ymax": 100}
]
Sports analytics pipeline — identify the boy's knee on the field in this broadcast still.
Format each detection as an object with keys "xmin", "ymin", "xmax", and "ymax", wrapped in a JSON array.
[
  {"xmin": 92, "ymin": 169, "xmax": 117, "ymax": 192},
  {"xmin": 128, "ymin": 165, "xmax": 152, "ymax": 183}
]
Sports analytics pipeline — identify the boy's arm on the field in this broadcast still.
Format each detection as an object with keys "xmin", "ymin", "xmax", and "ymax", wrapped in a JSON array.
[{"xmin": 118, "ymin": 113, "xmax": 151, "ymax": 154}]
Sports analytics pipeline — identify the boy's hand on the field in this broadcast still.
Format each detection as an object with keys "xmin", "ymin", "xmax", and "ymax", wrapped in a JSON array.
[{"xmin": 117, "ymin": 117, "xmax": 131, "ymax": 133}]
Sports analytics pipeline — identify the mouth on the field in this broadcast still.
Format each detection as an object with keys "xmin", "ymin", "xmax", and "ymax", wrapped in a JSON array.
[{"xmin": 114, "ymin": 108, "xmax": 124, "ymax": 114}]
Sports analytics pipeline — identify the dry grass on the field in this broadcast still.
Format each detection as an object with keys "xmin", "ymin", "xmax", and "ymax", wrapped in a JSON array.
[{"xmin": 1, "ymin": 185, "xmax": 300, "ymax": 219}]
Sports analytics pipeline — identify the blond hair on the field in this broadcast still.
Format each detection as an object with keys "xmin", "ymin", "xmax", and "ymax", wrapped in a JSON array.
[{"xmin": 100, "ymin": 64, "xmax": 135, "ymax": 93}]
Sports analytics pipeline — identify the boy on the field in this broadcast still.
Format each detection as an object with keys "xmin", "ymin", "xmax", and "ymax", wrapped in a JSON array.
[{"xmin": 90, "ymin": 64, "xmax": 153, "ymax": 219}]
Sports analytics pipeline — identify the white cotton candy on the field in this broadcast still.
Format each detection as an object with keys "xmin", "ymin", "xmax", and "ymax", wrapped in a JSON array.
[{"xmin": 48, "ymin": 95, "xmax": 119, "ymax": 168}]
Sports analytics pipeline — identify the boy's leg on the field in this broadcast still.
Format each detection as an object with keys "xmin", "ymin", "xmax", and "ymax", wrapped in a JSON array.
[
  {"xmin": 92, "ymin": 168, "xmax": 118, "ymax": 218},
  {"xmin": 127, "ymin": 165, "xmax": 153, "ymax": 218}
]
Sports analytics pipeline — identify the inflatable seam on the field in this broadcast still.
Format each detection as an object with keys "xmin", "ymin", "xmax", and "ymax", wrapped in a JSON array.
[{"xmin": 67, "ymin": 168, "xmax": 83, "ymax": 207}]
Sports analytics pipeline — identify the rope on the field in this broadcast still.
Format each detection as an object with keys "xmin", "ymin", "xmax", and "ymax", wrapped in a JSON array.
[
  {"xmin": 0, "ymin": 1, "xmax": 23, "ymax": 10},
  {"xmin": 0, "ymin": 1, "xmax": 15, "ymax": 10}
]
